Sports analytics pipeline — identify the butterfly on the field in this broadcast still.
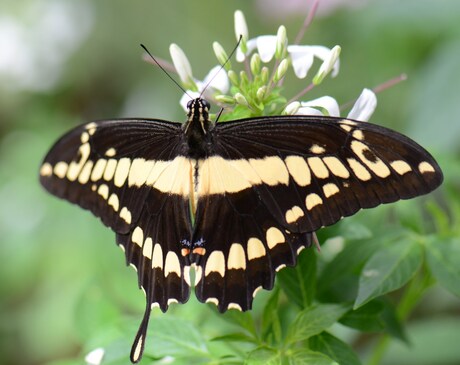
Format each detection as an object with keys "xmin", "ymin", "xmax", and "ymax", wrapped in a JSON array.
[{"xmin": 40, "ymin": 97, "xmax": 443, "ymax": 362}]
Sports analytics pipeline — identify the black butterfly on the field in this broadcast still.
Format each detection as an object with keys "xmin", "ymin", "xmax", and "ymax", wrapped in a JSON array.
[{"xmin": 40, "ymin": 97, "xmax": 442, "ymax": 362}]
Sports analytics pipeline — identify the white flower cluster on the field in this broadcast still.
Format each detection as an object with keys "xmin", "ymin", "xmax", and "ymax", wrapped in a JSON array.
[{"xmin": 168, "ymin": 9, "xmax": 377, "ymax": 121}]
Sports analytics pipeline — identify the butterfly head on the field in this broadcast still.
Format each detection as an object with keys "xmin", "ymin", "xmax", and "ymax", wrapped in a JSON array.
[{"xmin": 185, "ymin": 98, "xmax": 211, "ymax": 134}]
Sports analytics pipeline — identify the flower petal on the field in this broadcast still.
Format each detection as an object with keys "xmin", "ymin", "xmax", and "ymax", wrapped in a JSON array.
[
  {"xmin": 201, "ymin": 65, "xmax": 230, "ymax": 94},
  {"xmin": 288, "ymin": 45, "xmax": 314, "ymax": 79},
  {"xmin": 85, "ymin": 348, "xmax": 105, "ymax": 365},
  {"xmin": 295, "ymin": 106, "xmax": 325, "ymax": 116},
  {"xmin": 347, "ymin": 88, "xmax": 377, "ymax": 121},
  {"xmin": 256, "ymin": 35, "xmax": 277, "ymax": 62},
  {"xmin": 297, "ymin": 96, "xmax": 340, "ymax": 117}
]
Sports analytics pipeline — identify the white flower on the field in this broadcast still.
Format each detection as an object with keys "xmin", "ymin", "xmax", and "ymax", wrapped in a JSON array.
[
  {"xmin": 85, "ymin": 348, "xmax": 105, "ymax": 365},
  {"xmin": 294, "ymin": 96, "xmax": 340, "ymax": 117},
  {"xmin": 347, "ymin": 88, "xmax": 377, "ymax": 121},
  {"xmin": 288, "ymin": 45, "xmax": 340, "ymax": 79},
  {"xmin": 179, "ymin": 65, "xmax": 230, "ymax": 111},
  {"xmin": 169, "ymin": 43, "xmax": 194, "ymax": 87}
]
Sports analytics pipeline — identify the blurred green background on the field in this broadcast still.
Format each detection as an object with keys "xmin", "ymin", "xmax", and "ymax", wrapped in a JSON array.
[{"xmin": 1, "ymin": 0, "xmax": 459, "ymax": 364}]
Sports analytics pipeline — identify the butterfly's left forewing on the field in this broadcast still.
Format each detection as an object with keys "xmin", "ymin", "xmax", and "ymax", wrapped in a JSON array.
[
  {"xmin": 192, "ymin": 115, "xmax": 442, "ymax": 311},
  {"xmin": 40, "ymin": 118, "xmax": 194, "ymax": 310}
]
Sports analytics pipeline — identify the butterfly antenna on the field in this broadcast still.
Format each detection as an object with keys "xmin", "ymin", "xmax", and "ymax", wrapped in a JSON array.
[
  {"xmin": 199, "ymin": 35, "xmax": 243, "ymax": 98},
  {"xmin": 140, "ymin": 44, "xmax": 193, "ymax": 99}
]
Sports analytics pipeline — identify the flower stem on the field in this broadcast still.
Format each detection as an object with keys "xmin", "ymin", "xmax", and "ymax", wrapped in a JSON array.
[{"xmin": 294, "ymin": 0, "xmax": 320, "ymax": 44}]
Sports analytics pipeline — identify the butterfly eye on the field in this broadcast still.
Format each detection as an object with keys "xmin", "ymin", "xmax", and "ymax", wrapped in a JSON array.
[
  {"xmin": 186, "ymin": 100, "xmax": 193, "ymax": 110},
  {"xmin": 202, "ymin": 99, "xmax": 211, "ymax": 111}
]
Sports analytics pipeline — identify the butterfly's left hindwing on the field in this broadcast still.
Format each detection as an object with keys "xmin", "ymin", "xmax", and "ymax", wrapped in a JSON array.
[
  {"xmin": 40, "ymin": 119, "xmax": 193, "ymax": 313},
  {"xmin": 192, "ymin": 115, "xmax": 442, "ymax": 311}
]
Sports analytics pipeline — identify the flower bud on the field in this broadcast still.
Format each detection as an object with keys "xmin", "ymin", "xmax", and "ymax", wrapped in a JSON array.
[
  {"xmin": 169, "ymin": 43, "xmax": 195, "ymax": 89},
  {"xmin": 273, "ymin": 59, "xmax": 289, "ymax": 83},
  {"xmin": 250, "ymin": 53, "xmax": 261, "ymax": 76},
  {"xmin": 234, "ymin": 92, "xmax": 249, "ymax": 106},
  {"xmin": 275, "ymin": 25, "xmax": 287, "ymax": 60},
  {"xmin": 213, "ymin": 42, "xmax": 230, "ymax": 69},
  {"xmin": 313, "ymin": 45, "xmax": 341, "ymax": 85}
]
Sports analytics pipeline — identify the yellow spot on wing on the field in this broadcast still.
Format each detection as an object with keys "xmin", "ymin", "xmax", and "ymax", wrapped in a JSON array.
[
  {"xmin": 198, "ymin": 156, "xmax": 253, "ymax": 195},
  {"xmin": 347, "ymin": 158, "xmax": 371, "ymax": 181},
  {"xmin": 228, "ymin": 303, "xmax": 242, "ymax": 311},
  {"xmin": 150, "ymin": 157, "xmax": 192, "ymax": 195},
  {"xmin": 152, "ymin": 244, "xmax": 163, "ymax": 269},
  {"xmin": 108, "ymin": 193, "xmax": 119, "ymax": 211},
  {"xmin": 40, "ymin": 163, "xmax": 53, "ymax": 176},
  {"xmin": 323, "ymin": 183, "xmax": 340, "ymax": 198},
  {"xmin": 418, "ymin": 161, "xmax": 435, "ymax": 174},
  {"xmin": 114, "ymin": 157, "xmax": 131, "ymax": 187},
  {"xmin": 352, "ymin": 130, "xmax": 365, "ymax": 140},
  {"xmin": 78, "ymin": 160, "xmax": 93, "ymax": 184},
  {"xmin": 142, "ymin": 237, "xmax": 153, "ymax": 259},
  {"xmin": 205, "ymin": 251, "xmax": 225, "ymax": 277},
  {"xmin": 132, "ymin": 335, "xmax": 143, "ymax": 364},
  {"xmin": 323, "ymin": 156, "xmax": 350, "ymax": 179},
  {"xmin": 285, "ymin": 206, "xmax": 304, "ymax": 223},
  {"xmin": 103, "ymin": 159, "xmax": 117, "ymax": 181},
  {"xmin": 390, "ymin": 160, "xmax": 412, "ymax": 175},
  {"xmin": 247, "ymin": 238, "xmax": 266, "ymax": 260},
  {"xmin": 91, "ymin": 159, "xmax": 107, "ymax": 181},
  {"xmin": 266, "ymin": 227, "xmax": 285, "ymax": 249},
  {"xmin": 120, "ymin": 207, "xmax": 132, "ymax": 224},
  {"xmin": 67, "ymin": 143, "xmax": 91, "ymax": 181},
  {"xmin": 97, "ymin": 184, "xmax": 109, "ymax": 199},
  {"xmin": 128, "ymin": 158, "xmax": 154, "ymax": 187},
  {"xmin": 227, "ymin": 243, "xmax": 246, "ymax": 270},
  {"xmin": 206, "ymin": 297, "xmax": 219, "ymax": 306},
  {"xmin": 164, "ymin": 251, "xmax": 181, "ymax": 277},
  {"xmin": 249, "ymin": 156, "xmax": 289, "ymax": 186},
  {"xmin": 306, "ymin": 193, "xmax": 323, "ymax": 210},
  {"xmin": 80, "ymin": 132, "xmax": 89, "ymax": 143},
  {"xmin": 54, "ymin": 161, "xmax": 69, "ymax": 179},
  {"xmin": 351, "ymin": 140, "xmax": 390, "ymax": 178},
  {"xmin": 308, "ymin": 157, "xmax": 329, "ymax": 179},
  {"xmin": 132, "ymin": 227, "xmax": 144, "ymax": 247},
  {"xmin": 285, "ymin": 156, "xmax": 311, "ymax": 186},
  {"xmin": 310, "ymin": 144, "xmax": 326, "ymax": 154},
  {"xmin": 105, "ymin": 148, "xmax": 116, "ymax": 157}
]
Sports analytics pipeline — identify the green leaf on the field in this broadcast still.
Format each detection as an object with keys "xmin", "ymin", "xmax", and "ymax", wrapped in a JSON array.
[
  {"xmin": 380, "ymin": 299, "xmax": 409, "ymax": 343},
  {"xmin": 426, "ymin": 237, "xmax": 460, "ymax": 297},
  {"xmin": 278, "ymin": 249, "xmax": 316, "ymax": 308},
  {"xmin": 285, "ymin": 303, "xmax": 350, "ymax": 344},
  {"xmin": 262, "ymin": 287, "xmax": 282, "ymax": 343},
  {"xmin": 211, "ymin": 333, "xmax": 259, "ymax": 345},
  {"xmin": 310, "ymin": 332, "xmax": 362, "ymax": 365},
  {"xmin": 287, "ymin": 349, "xmax": 339, "ymax": 365},
  {"xmin": 340, "ymin": 300, "xmax": 385, "ymax": 332},
  {"xmin": 355, "ymin": 238, "xmax": 423, "ymax": 308},
  {"xmin": 219, "ymin": 310, "xmax": 258, "ymax": 337},
  {"xmin": 245, "ymin": 347, "xmax": 281, "ymax": 365},
  {"xmin": 143, "ymin": 317, "xmax": 210, "ymax": 360},
  {"xmin": 317, "ymin": 238, "xmax": 381, "ymax": 302}
]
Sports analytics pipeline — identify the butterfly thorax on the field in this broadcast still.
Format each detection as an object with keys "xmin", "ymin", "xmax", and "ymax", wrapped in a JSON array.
[{"xmin": 183, "ymin": 98, "xmax": 213, "ymax": 159}]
